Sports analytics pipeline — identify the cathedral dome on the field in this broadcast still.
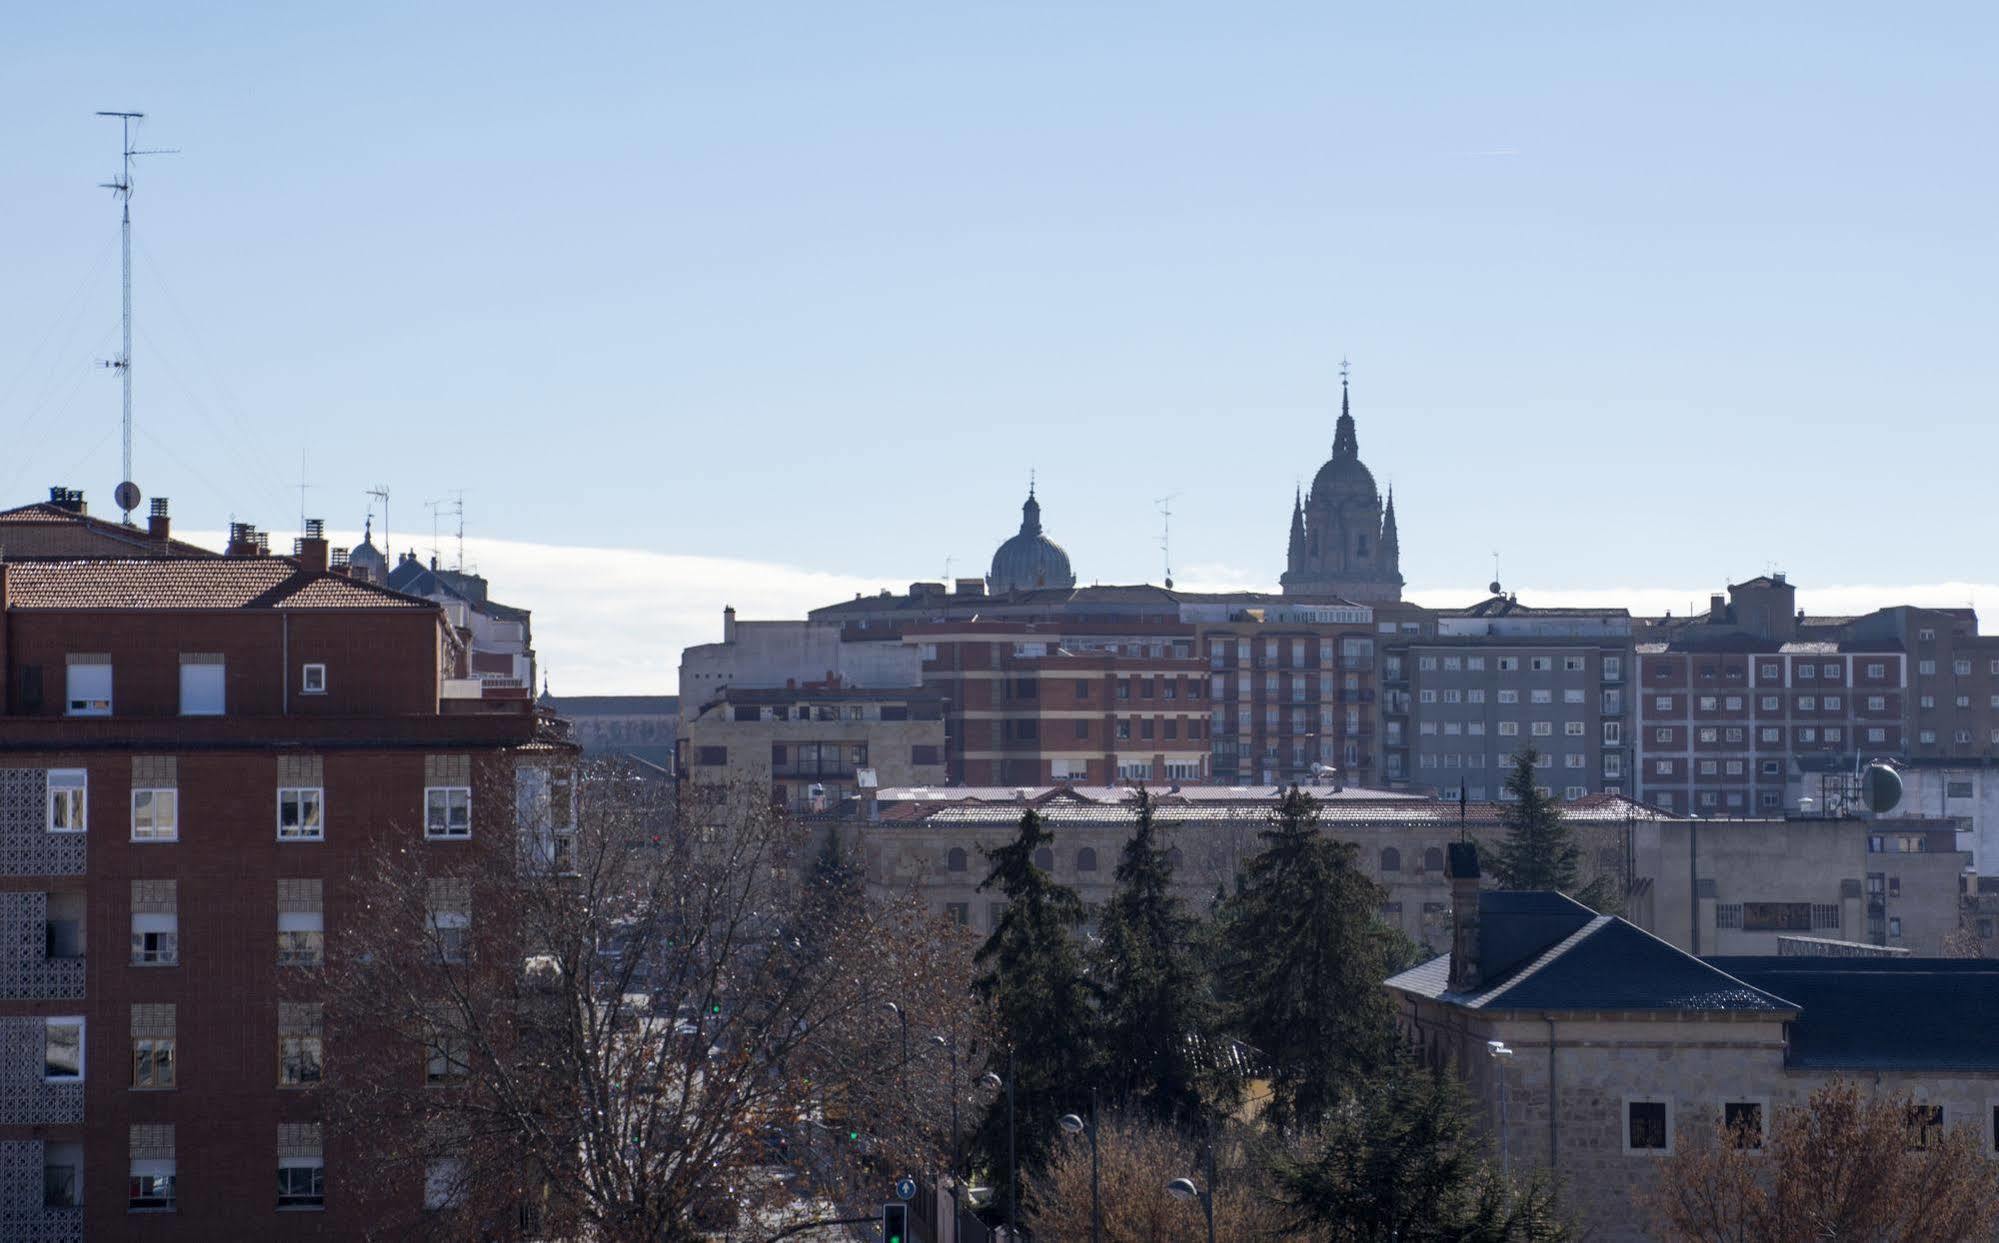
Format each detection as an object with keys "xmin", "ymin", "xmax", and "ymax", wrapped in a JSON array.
[
  {"xmin": 1308, "ymin": 394, "xmax": 1377, "ymax": 504},
  {"xmin": 347, "ymin": 516, "xmax": 388, "ymax": 581},
  {"xmin": 988, "ymin": 489, "xmax": 1076, "ymax": 594}
]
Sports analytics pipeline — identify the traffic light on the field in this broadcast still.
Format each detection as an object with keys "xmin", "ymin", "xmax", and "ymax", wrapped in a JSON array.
[{"xmin": 881, "ymin": 1203, "xmax": 908, "ymax": 1243}]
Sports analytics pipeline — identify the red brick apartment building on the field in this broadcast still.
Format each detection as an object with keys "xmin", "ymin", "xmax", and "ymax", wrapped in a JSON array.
[{"xmin": 0, "ymin": 539, "xmax": 568, "ymax": 1239}]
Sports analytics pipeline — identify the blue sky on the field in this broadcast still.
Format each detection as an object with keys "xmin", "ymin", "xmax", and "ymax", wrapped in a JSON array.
[{"xmin": 3, "ymin": 5, "xmax": 1994, "ymax": 689}]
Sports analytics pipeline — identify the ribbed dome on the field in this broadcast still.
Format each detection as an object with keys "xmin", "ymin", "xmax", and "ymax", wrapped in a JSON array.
[
  {"xmin": 988, "ymin": 490, "xmax": 1076, "ymax": 594},
  {"xmin": 1308, "ymin": 397, "xmax": 1377, "ymax": 503}
]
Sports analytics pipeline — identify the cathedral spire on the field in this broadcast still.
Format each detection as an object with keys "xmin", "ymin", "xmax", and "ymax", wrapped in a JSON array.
[
  {"xmin": 1332, "ymin": 358, "xmax": 1358, "ymax": 461},
  {"xmin": 1287, "ymin": 487, "xmax": 1306, "ymax": 571}
]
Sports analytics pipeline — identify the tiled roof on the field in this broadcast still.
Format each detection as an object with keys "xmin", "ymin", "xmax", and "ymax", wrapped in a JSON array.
[
  {"xmin": 1387, "ymin": 904, "xmax": 1794, "ymax": 1015},
  {"xmin": 1709, "ymin": 958, "xmax": 1999, "ymax": 1070},
  {"xmin": 0, "ymin": 502, "xmax": 218, "ymax": 558},
  {"xmin": 2, "ymin": 559, "xmax": 435, "ymax": 611}
]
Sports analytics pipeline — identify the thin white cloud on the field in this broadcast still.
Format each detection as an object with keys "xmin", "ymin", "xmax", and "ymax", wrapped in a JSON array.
[{"xmin": 189, "ymin": 534, "xmax": 1991, "ymax": 695}]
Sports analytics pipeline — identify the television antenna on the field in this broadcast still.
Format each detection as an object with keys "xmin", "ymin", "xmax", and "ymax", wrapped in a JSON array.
[
  {"xmin": 366, "ymin": 485, "xmax": 391, "ymax": 563},
  {"xmin": 1156, "ymin": 493, "xmax": 1180, "ymax": 588},
  {"xmin": 425, "ymin": 491, "xmax": 465, "ymax": 571},
  {"xmin": 95, "ymin": 110, "xmax": 177, "ymax": 524}
]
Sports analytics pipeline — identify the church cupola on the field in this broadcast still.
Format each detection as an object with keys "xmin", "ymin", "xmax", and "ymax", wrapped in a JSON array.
[{"xmin": 1280, "ymin": 362, "xmax": 1405, "ymax": 603}]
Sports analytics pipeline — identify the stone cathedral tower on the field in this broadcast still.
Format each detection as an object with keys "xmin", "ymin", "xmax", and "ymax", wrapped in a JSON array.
[{"xmin": 1280, "ymin": 372, "xmax": 1404, "ymax": 602}]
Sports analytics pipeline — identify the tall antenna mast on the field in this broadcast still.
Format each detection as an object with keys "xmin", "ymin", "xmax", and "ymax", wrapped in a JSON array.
[
  {"xmin": 95, "ymin": 111, "xmax": 176, "ymax": 524},
  {"xmin": 366, "ymin": 486, "xmax": 391, "ymax": 566},
  {"xmin": 425, "ymin": 491, "xmax": 465, "ymax": 571},
  {"xmin": 296, "ymin": 449, "xmax": 315, "ymax": 535},
  {"xmin": 1156, "ymin": 493, "xmax": 1180, "ymax": 588}
]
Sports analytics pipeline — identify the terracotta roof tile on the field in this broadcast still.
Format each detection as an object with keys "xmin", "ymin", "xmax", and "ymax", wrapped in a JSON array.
[{"xmin": 2, "ymin": 559, "xmax": 435, "ymax": 611}]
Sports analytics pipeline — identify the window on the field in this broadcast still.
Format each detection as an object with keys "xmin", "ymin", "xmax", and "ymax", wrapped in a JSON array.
[
  {"xmin": 43, "ymin": 1141, "xmax": 81, "ymax": 1208},
  {"xmin": 1907, "ymin": 1104, "xmax": 1944, "ymax": 1151},
  {"xmin": 45, "ymin": 1017, "xmax": 83, "ymax": 1080},
  {"xmin": 1889, "ymin": 916, "xmax": 1903, "ymax": 938},
  {"xmin": 1824, "ymin": 695, "xmax": 1841, "ymax": 711},
  {"xmin": 1564, "ymin": 688, "xmax": 1585, "ymax": 704},
  {"xmin": 1921, "ymin": 695, "xmax": 1936, "ymax": 709},
  {"xmin": 944, "ymin": 901, "xmax": 969, "ymax": 925},
  {"xmin": 1530, "ymin": 689, "xmax": 1552, "ymax": 705},
  {"xmin": 1496, "ymin": 657, "xmax": 1518, "ymax": 671},
  {"xmin": 1563, "ymin": 721, "xmax": 1585, "ymax": 736},
  {"xmin": 1724, "ymin": 1101, "xmax": 1765, "ymax": 1149},
  {"xmin": 425, "ymin": 787, "xmax": 472, "ymax": 839},
  {"xmin": 278, "ymin": 788, "xmax": 324, "ymax": 841},
  {"xmin": 133, "ymin": 1038, "xmax": 176, "ymax": 1090},
  {"xmin": 1655, "ymin": 696, "xmax": 1672, "ymax": 712},
  {"xmin": 1076, "ymin": 847, "xmax": 1098, "ymax": 873},
  {"xmin": 425, "ymin": 1159, "xmax": 467, "ymax": 1211},
  {"xmin": 179, "ymin": 656, "xmax": 225, "ymax": 716},
  {"xmin": 48, "ymin": 770, "xmax": 86, "ymax": 832},
  {"xmin": 1467, "ymin": 656, "xmax": 1486, "ymax": 672},
  {"xmin": 300, "ymin": 663, "xmax": 327, "ymax": 695},
  {"xmin": 1033, "ymin": 847, "xmax": 1054, "ymax": 871},
  {"xmin": 1920, "ymin": 660, "xmax": 1936, "ymax": 676},
  {"xmin": 1496, "ymin": 689, "xmax": 1519, "ymax": 705},
  {"xmin": 1603, "ymin": 656, "xmax": 1622, "ymax": 680},
  {"xmin": 1626, "ymin": 1099, "xmax": 1671, "ymax": 1153},
  {"xmin": 131, "ymin": 913, "xmax": 178, "ymax": 966},
  {"xmin": 66, "ymin": 659, "xmax": 112, "ymax": 715},
  {"xmin": 1955, "ymin": 658, "xmax": 1973, "ymax": 676},
  {"xmin": 426, "ymin": 1033, "xmax": 470, "ymax": 1084},
  {"xmin": 1654, "ymin": 727, "xmax": 1672, "ymax": 743},
  {"xmin": 1699, "ymin": 728, "xmax": 1717, "ymax": 743},
  {"xmin": 1869, "ymin": 727, "xmax": 1887, "ymax": 743},
  {"xmin": 1379, "ymin": 847, "xmax": 1400, "ymax": 872},
  {"xmin": 277, "ymin": 1161, "xmax": 325, "ymax": 1209},
  {"xmin": 1564, "ymin": 655, "xmax": 1585, "ymax": 672},
  {"xmin": 130, "ymin": 788, "xmax": 177, "ymax": 841},
  {"xmin": 945, "ymin": 846, "xmax": 968, "ymax": 873},
  {"xmin": 1498, "ymin": 722, "xmax": 1518, "ymax": 736},
  {"xmin": 1530, "ymin": 657, "xmax": 1552, "ymax": 672},
  {"xmin": 1419, "ymin": 690, "xmax": 1436, "ymax": 704},
  {"xmin": 1798, "ymin": 696, "xmax": 1816, "ymax": 711},
  {"xmin": 129, "ymin": 1163, "xmax": 176, "ymax": 1211},
  {"xmin": 279, "ymin": 911, "xmax": 325, "ymax": 967},
  {"xmin": 1760, "ymin": 727, "xmax": 1780, "ymax": 742},
  {"xmin": 1531, "ymin": 721, "xmax": 1553, "ymax": 737},
  {"xmin": 1655, "ymin": 760, "xmax": 1673, "ymax": 775},
  {"xmin": 1603, "ymin": 722, "xmax": 1621, "ymax": 744}
]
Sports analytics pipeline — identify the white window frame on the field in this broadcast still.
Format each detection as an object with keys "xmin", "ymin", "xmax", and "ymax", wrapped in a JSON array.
[
  {"xmin": 277, "ymin": 788, "xmax": 325, "ymax": 842},
  {"xmin": 66, "ymin": 661, "xmax": 112, "ymax": 716},
  {"xmin": 131, "ymin": 788, "xmax": 178, "ymax": 842},
  {"xmin": 278, "ymin": 912, "xmax": 326, "ymax": 967},
  {"xmin": 277, "ymin": 1156, "xmax": 326, "ymax": 1209},
  {"xmin": 424, "ymin": 786, "xmax": 473, "ymax": 840},
  {"xmin": 45, "ymin": 1016, "xmax": 84, "ymax": 1082},
  {"xmin": 131, "ymin": 913, "xmax": 179, "ymax": 966},
  {"xmin": 1623, "ymin": 1096, "xmax": 1673, "ymax": 1155},
  {"xmin": 432, "ymin": 909, "xmax": 471, "ymax": 965},
  {"xmin": 300, "ymin": 663, "xmax": 328, "ymax": 695},
  {"xmin": 129, "ymin": 1158, "xmax": 176, "ymax": 1211},
  {"xmin": 178, "ymin": 659, "xmax": 226, "ymax": 717},
  {"xmin": 48, "ymin": 770, "xmax": 87, "ymax": 833}
]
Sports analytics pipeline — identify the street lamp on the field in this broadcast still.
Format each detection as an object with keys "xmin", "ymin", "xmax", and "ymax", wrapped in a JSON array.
[
  {"xmin": 982, "ymin": 1057, "xmax": 1016, "ymax": 1235},
  {"xmin": 883, "ymin": 1001, "xmax": 910, "ymax": 1080},
  {"xmin": 1058, "ymin": 1089, "xmax": 1100, "ymax": 1243},
  {"xmin": 931, "ymin": 1033, "xmax": 959, "ymax": 1179},
  {"xmin": 1487, "ymin": 1040, "xmax": 1514, "ymax": 1181},
  {"xmin": 1167, "ymin": 1127, "xmax": 1219, "ymax": 1243}
]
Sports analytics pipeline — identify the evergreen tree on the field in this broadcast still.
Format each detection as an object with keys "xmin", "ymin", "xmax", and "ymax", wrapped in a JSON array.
[
  {"xmin": 1090, "ymin": 790, "xmax": 1217, "ymax": 1127},
  {"xmin": 1217, "ymin": 787, "xmax": 1395, "ymax": 1131},
  {"xmin": 1276, "ymin": 1052, "xmax": 1573, "ymax": 1241},
  {"xmin": 1489, "ymin": 749, "xmax": 1615, "ymax": 909},
  {"xmin": 969, "ymin": 809, "xmax": 1096, "ymax": 1191}
]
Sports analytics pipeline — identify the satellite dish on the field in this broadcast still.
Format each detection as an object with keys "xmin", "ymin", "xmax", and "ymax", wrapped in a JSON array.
[
  {"xmin": 1862, "ymin": 762, "xmax": 1903, "ymax": 814},
  {"xmin": 114, "ymin": 481, "xmax": 142, "ymax": 513}
]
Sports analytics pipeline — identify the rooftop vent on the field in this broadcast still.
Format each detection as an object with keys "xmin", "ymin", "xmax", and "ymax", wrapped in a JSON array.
[
  {"xmin": 330, "ymin": 547, "xmax": 351, "ymax": 569},
  {"xmin": 148, "ymin": 497, "xmax": 169, "ymax": 518},
  {"xmin": 47, "ymin": 486, "xmax": 86, "ymax": 514},
  {"xmin": 302, "ymin": 518, "xmax": 325, "ymax": 539}
]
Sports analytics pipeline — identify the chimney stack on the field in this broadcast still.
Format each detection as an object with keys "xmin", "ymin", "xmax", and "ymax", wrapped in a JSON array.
[
  {"xmin": 294, "ymin": 519, "xmax": 329, "ymax": 574},
  {"xmin": 147, "ymin": 497, "xmax": 171, "ymax": 544},
  {"xmin": 723, "ymin": 606, "xmax": 737, "ymax": 643},
  {"xmin": 47, "ymin": 486, "xmax": 86, "ymax": 515},
  {"xmin": 226, "ymin": 523, "xmax": 259, "ymax": 556},
  {"xmin": 1708, "ymin": 594, "xmax": 1727, "ymax": 623},
  {"xmin": 1446, "ymin": 841, "xmax": 1483, "ymax": 994}
]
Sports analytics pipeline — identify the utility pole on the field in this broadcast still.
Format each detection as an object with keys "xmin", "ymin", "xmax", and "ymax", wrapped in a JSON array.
[{"xmin": 95, "ymin": 110, "xmax": 176, "ymax": 524}]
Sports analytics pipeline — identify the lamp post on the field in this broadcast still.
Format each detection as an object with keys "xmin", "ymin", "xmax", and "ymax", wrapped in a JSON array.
[
  {"xmin": 883, "ymin": 1001, "xmax": 910, "ymax": 1090},
  {"xmin": 982, "ymin": 1053, "xmax": 1015, "ymax": 1236},
  {"xmin": 1167, "ymin": 1131, "xmax": 1218, "ymax": 1243},
  {"xmin": 1058, "ymin": 1088, "xmax": 1100, "ymax": 1243},
  {"xmin": 931, "ymin": 1033, "xmax": 959, "ymax": 1178},
  {"xmin": 1487, "ymin": 1039, "xmax": 1514, "ymax": 1181}
]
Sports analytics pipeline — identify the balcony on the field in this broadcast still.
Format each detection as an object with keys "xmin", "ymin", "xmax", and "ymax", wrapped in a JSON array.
[
  {"xmin": 0, "ymin": 893, "xmax": 84, "ymax": 1001},
  {"xmin": 0, "ymin": 1141, "xmax": 83, "ymax": 1243}
]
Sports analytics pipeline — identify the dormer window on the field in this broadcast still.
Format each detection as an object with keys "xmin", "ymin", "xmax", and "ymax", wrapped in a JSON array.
[{"xmin": 301, "ymin": 664, "xmax": 327, "ymax": 695}]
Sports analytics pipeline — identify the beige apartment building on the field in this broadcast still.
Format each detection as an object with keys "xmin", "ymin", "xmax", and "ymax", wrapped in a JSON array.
[{"xmin": 677, "ymin": 685, "xmax": 947, "ymax": 812}]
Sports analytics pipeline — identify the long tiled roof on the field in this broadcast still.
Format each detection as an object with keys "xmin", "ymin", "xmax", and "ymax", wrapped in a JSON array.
[
  {"xmin": 2, "ymin": 559, "xmax": 435, "ymax": 610},
  {"xmin": 1386, "ymin": 900, "xmax": 1794, "ymax": 1015},
  {"xmin": 1709, "ymin": 958, "xmax": 1999, "ymax": 1070},
  {"xmin": 0, "ymin": 502, "xmax": 218, "ymax": 558}
]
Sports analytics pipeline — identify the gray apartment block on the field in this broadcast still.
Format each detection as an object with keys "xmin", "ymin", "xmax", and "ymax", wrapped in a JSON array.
[{"xmin": 1383, "ymin": 595, "xmax": 1634, "ymax": 800}]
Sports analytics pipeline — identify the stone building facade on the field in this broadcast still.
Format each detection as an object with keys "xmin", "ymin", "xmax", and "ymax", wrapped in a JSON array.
[{"xmin": 678, "ymin": 685, "xmax": 948, "ymax": 811}]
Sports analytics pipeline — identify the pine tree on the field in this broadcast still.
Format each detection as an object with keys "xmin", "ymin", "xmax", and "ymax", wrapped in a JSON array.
[
  {"xmin": 1217, "ymin": 787, "xmax": 1395, "ymax": 1131},
  {"xmin": 1489, "ymin": 749, "xmax": 1614, "ymax": 909},
  {"xmin": 969, "ymin": 809, "xmax": 1096, "ymax": 1189},
  {"xmin": 1090, "ymin": 790, "xmax": 1217, "ymax": 1127}
]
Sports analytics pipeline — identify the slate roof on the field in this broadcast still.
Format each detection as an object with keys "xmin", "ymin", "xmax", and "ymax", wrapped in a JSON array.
[
  {"xmin": 2, "ymin": 559, "xmax": 435, "ymax": 611},
  {"xmin": 1385, "ymin": 897, "xmax": 1794, "ymax": 1015},
  {"xmin": 387, "ymin": 559, "xmax": 531, "ymax": 622},
  {"xmin": 1709, "ymin": 958, "xmax": 1999, "ymax": 1070}
]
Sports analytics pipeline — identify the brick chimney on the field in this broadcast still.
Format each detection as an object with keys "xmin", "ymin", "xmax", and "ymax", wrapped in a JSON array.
[
  {"xmin": 1447, "ymin": 841, "xmax": 1483, "ymax": 994},
  {"xmin": 147, "ymin": 497, "xmax": 171, "ymax": 545},
  {"xmin": 294, "ymin": 519, "xmax": 329, "ymax": 574},
  {"xmin": 47, "ymin": 486, "xmax": 86, "ymax": 515},
  {"xmin": 226, "ymin": 523, "xmax": 260, "ymax": 557}
]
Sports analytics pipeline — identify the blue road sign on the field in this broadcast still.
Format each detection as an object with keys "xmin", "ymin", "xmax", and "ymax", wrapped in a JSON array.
[{"xmin": 895, "ymin": 1176, "xmax": 917, "ymax": 1202}]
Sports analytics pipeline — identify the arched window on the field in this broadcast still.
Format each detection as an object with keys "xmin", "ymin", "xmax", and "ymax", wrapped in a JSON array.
[
  {"xmin": 1380, "ymin": 846, "xmax": 1401, "ymax": 873},
  {"xmin": 946, "ymin": 846, "xmax": 968, "ymax": 873},
  {"xmin": 1033, "ymin": 847, "xmax": 1054, "ymax": 871},
  {"xmin": 1167, "ymin": 847, "xmax": 1185, "ymax": 869},
  {"xmin": 1423, "ymin": 847, "xmax": 1444, "ymax": 873},
  {"xmin": 1076, "ymin": 847, "xmax": 1099, "ymax": 873}
]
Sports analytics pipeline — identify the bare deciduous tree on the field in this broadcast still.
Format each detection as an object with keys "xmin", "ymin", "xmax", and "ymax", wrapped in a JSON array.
[
  {"xmin": 1649, "ymin": 1077, "xmax": 1999, "ymax": 1243},
  {"xmin": 1027, "ymin": 1114, "xmax": 1294, "ymax": 1242},
  {"xmin": 323, "ymin": 768, "xmax": 986, "ymax": 1242}
]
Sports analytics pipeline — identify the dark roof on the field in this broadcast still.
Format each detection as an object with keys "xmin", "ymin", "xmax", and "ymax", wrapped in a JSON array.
[
  {"xmin": 1387, "ymin": 900, "xmax": 1794, "ymax": 1015},
  {"xmin": 1443, "ymin": 595, "xmax": 1631, "ymax": 620},
  {"xmin": 1, "ymin": 559, "xmax": 436, "ymax": 611},
  {"xmin": 810, "ymin": 582, "xmax": 1366, "ymax": 617},
  {"xmin": 715, "ymin": 685, "xmax": 945, "ymax": 705},
  {"xmin": 1708, "ymin": 958, "xmax": 1999, "ymax": 1070},
  {"xmin": 387, "ymin": 558, "xmax": 530, "ymax": 622}
]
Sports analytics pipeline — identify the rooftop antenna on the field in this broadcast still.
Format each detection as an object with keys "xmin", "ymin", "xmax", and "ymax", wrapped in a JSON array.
[
  {"xmin": 366, "ymin": 485, "xmax": 390, "ymax": 565},
  {"xmin": 95, "ymin": 110, "xmax": 176, "ymax": 524},
  {"xmin": 943, "ymin": 555, "xmax": 954, "ymax": 582},
  {"xmin": 425, "ymin": 491, "xmax": 465, "ymax": 571},
  {"xmin": 1156, "ymin": 493, "xmax": 1180, "ymax": 588},
  {"xmin": 1490, "ymin": 549, "xmax": 1502, "ymax": 595},
  {"xmin": 296, "ymin": 449, "xmax": 315, "ymax": 536}
]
